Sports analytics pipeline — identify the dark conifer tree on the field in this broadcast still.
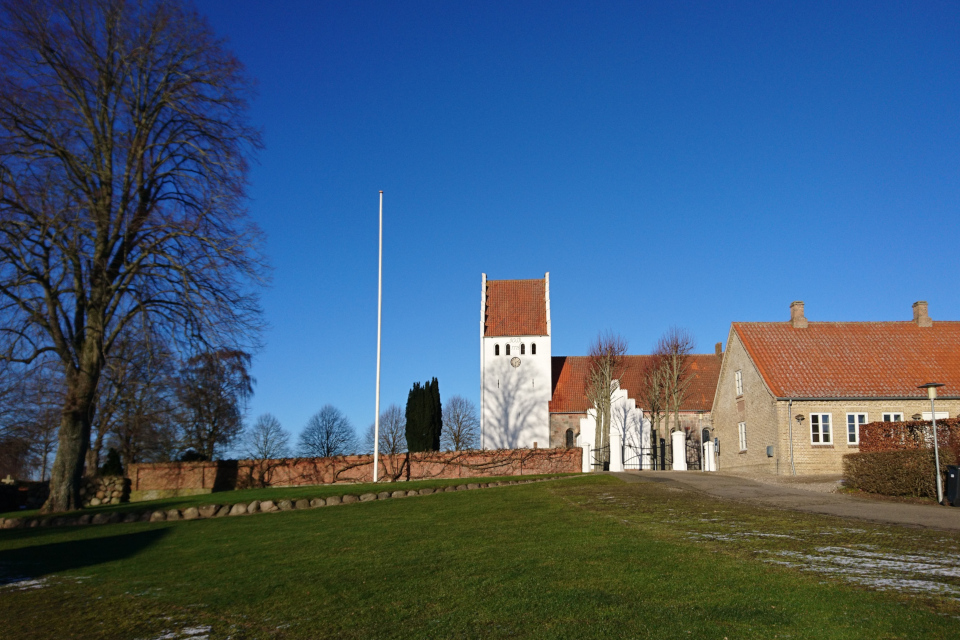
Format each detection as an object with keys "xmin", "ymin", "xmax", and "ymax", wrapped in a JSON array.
[{"xmin": 405, "ymin": 378, "xmax": 443, "ymax": 452}]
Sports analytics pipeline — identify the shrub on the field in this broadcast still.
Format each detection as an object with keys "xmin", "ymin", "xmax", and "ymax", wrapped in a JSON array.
[
  {"xmin": 860, "ymin": 418, "xmax": 960, "ymax": 459},
  {"xmin": 99, "ymin": 448, "xmax": 124, "ymax": 476},
  {"xmin": 843, "ymin": 449, "xmax": 957, "ymax": 499}
]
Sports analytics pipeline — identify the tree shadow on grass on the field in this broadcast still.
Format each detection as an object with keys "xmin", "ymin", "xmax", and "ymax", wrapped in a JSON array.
[{"xmin": 0, "ymin": 528, "xmax": 170, "ymax": 584}]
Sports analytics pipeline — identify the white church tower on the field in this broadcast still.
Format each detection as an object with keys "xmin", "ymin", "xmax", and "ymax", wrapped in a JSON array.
[{"xmin": 480, "ymin": 273, "xmax": 552, "ymax": 449}]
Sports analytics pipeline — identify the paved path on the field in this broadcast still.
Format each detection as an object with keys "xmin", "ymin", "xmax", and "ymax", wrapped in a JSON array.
[{"xmin": 609, "ymin": 471, "xmax": 960, "ymax": 532}]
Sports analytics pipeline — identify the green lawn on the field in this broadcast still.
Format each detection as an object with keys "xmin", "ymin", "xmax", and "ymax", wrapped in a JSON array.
[
  {"xmin": 2, "ymin": 474, "xmax": 959, "ymax": 639},
  {"xmin": 1, "ymin": 473, "xmax": 571, "ymax": 520}
]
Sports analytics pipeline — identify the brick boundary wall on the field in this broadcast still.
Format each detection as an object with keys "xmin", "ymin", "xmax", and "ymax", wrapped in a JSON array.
[{"xmin": 128, "ymin": 447, "xmax": 582, "ymax": 494}]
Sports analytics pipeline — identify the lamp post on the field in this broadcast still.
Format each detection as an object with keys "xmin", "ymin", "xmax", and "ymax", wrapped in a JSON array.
[{"xmin": 918, "ymin": 382, "xmax": 945, "ymax": 504}]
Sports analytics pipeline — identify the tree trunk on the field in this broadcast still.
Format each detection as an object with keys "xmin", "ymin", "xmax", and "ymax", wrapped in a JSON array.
[{"xmin": 43, "ymin": 370, "xmax": 98, "ymax": 512}]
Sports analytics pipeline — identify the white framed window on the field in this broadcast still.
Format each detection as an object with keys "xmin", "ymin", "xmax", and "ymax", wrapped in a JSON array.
[
  {"xmin": 735, "ymin": 370, "xmax": 743, "ymax": 396},
  {"xmin": 922, "ymin": 412, "xmax": 949, "ymax": 421},
  {"xmin": 738, "ymin": 422, "xmax": 747, "ymax": 451},
  {"xmin": 811, "ymin": 413, "xmax": 831, "ymax": 444},
  {"xmin": 882, "ymin": 412, "xmax": 903, "ymax": 422},
  {"xmin": 846, "ymin": 413, "xmax": 867, "ymax": 445}
]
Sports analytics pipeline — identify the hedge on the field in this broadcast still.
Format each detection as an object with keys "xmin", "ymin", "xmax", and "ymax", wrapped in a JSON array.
[
  {"xmin": 843, "ymin": 449, "xmax": 957, "ymax": 499},
  {"xmin": 860, "ymin": 418, "xmax": 960, "ymax": 458}
]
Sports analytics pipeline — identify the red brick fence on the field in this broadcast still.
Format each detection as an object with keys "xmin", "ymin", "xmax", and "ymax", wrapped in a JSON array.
[{"xmin": 129, "ymin": 448, "xmax": 581, "ymax": 499}]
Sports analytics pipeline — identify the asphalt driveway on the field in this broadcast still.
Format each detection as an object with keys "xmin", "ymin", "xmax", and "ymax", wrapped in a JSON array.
[{"xmin": 612, "ymin": 470, "xmax": 960, "ymax": 531}]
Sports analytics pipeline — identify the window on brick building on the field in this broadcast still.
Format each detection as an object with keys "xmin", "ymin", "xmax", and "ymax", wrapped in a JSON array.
[
  {"xmin": 565, "ymin": 429, "xmax": 574, "ymax": 448},
  {"xmin": 846, "ymin": 413, "xmax": 867, "ymax": 445},
  {"xmin": 531, "ymin": 343, "xmax": 537, "ymax": 355},
  {"xmin": 735, "ymin": 370, "xmax": 743, "ymax": 396},
  {"xmin": 811, "ymin": 413, "xmax": 831, "ymax": 444},
  {"xmin": 494, "ymin": 344, "xmax": 499, "ymax": 356},
  {"xmin": 882, "ymin": 412, "xmax": 903, "ymax": 422},
  {"xmin": 738, "ymin": 422, "xmax": 747, "ymax": 451}
]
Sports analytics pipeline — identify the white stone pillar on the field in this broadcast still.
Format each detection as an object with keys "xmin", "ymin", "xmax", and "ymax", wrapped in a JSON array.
[
  {"xmin": 672, "ymin": 431, "xmax": 687, "ymax": 471},
  {"xmin": 609, "ymin": 428, "xmax": 624, "ymax": 472},
  {"xmin": 702, "ymin": 441, "xmax": 716, "ymax": 472}
]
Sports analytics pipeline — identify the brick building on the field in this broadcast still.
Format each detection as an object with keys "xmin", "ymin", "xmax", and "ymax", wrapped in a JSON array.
[
  {"xmin": 548, "ymin": 353, "xmax": 721, "ymax": 449},
  {"xmin": 713, "ymin": 301, "xmax": 960, "ymax": 475},
  {"xmin": 480, "ymin": 272, "xmax": 722, "ymax": 459}
]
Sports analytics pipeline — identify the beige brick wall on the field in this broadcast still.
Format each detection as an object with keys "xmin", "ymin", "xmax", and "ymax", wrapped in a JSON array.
[
  {"xmin": 549, "ymin": 413, "xmax": 584, "ymax": 448},
  {"xmin": 714, "ymin": 330, "xmax": 781, "ymax": 474},
  {"xmin": 778, "ymin": 399, "xmax": 960, "ymax": 475}
]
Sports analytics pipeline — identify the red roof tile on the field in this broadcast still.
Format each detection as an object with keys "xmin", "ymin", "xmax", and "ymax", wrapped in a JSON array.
[
  {"xmin": 484, "ymin": 278, "xmax": 548, "ymax": 337},
  {"xmin": 549, "ymin": 354, "xmax": 721, "ymax": 413},
  {"xmin": 734, "ymin": 322, "xmax": 960, "ymax": 398}
]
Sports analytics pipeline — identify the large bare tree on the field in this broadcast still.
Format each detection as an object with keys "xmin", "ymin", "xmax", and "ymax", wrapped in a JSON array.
[
  {"xmin": 364, "ymin": 404, "xmax": 407, "ymax": 456},
  {"xmin": 585, "ymin": 332, "xmax": 628, "ymax": 470},
  {"xmin": 0, "ymin": 0, "xmax": 265, "ymax": 511},
  {"xmin": 654, "ymin": 327, "xmax": 696, "ymax": 434},
  {"xmin": 441, "ymin": 395, "xmax": 479, "ymax": 451}
]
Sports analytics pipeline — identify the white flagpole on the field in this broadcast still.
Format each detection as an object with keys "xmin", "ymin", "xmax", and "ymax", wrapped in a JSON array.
[{"xmin": 373, "ymin": 191, "xmax": 383, "ymax": 482}]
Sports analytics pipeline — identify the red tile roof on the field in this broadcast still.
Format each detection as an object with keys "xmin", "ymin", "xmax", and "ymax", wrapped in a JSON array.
[
  {"xmin": 549, "ymin": 354, "xmax": 721, "ymax": 413},
  {"xmin": 734, "ymin": 322, "xmax": 960, "ymax": 398},
  {"xmin": 484, "ymin": 278, "xmax": 548, "ymax": 337}
]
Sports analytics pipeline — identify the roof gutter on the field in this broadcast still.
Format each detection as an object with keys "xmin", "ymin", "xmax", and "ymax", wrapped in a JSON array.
[{"xmin": 775, "ymin": 396, "xmax": 960, "ymax": 401}]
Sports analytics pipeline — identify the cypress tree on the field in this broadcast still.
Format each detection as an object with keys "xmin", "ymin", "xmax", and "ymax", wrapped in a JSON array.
[{"xmin": 405, "ymin": 378, "xmax": 443, "ymax": 452}]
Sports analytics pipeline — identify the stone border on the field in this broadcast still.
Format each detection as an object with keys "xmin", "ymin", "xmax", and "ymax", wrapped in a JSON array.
[{"xmin": 0, "ymin": 477, "xmax": 564, "ymax": 530}]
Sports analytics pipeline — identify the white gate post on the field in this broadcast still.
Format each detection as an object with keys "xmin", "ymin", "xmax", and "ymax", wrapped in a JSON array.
[
  {"xmin": 671, "ymin": 431, "xmax": 687, "ymax": 471},
  {"xmin": 702, "ymin": 440, "xmax": 716, "ymax": 472},
  {"xmin": 610, "ymin": 428, "xmax": 624, "ymax": 472}
]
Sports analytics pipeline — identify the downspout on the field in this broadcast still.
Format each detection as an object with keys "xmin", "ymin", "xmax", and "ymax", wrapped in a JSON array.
[{"xmin": 787, "ymin": 399, "xmax": 796, "ymax": 476}]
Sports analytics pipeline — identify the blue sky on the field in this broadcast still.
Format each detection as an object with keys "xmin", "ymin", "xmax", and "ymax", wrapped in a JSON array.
[{"xmin": 194, "ymin": 0, "xmax": 960, "ymax": 444}]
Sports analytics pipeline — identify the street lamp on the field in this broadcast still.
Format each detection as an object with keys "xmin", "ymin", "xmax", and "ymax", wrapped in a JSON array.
[{"xmin": 918, "ymin": 382, "xmax": 945, "ymax": 504}]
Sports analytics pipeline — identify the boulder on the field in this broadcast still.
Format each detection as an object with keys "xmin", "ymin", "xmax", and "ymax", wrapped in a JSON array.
[
  {"xmin": 166, "ymin": 509, "xmax": 182, "ymax": 521},
  {"xmin": 1, "ymin": 517, "xmax": 22, "ymax": 529},
  {"xmin": 149, "ymin": 511, "xmax": 166, "ymax": 522},
  {"xmin": 377, "ymin": 492, "xmax": 391, "ymax": 500},
  {"xmin": 198, "ymin": 505, "xmax": 220, "ymax": 518},
  {"xmin": 456, "ymin": 485, "xmax": 468, "ymax": 491},
  {"xmin": 260, "ymin": 500, "xmax": 278, "ymax": 512},
  {"xmin": 480, "ymin": 483, "xmax": 490, "ymax": 488},
  {"xmin": 295, "ymin": 499, "xmax": 310, "ymax": 510},
  {"xmin": 405, "ymin": 490, "xmax": 419, "ymax": 497},
  {"xmin": 309, "ymin": 498, "xmax": 325, "ymax": 508},
  {"xmin": 444, "ymin": 486, "xmax": 456, "ymax": 492},
  {"xmin": 359, "ymin": 493, "xmax": 377, "ymax": 502},
  {"xmin": 182, "ymin": 507, "xmax": 200, "ymax": 520},
  {"xmin": 467, "ymin": 483, "xmax": 480, "ymax": 490},
  {"xmin": 91, "ymin": 513, "xmax": 110, "ymax": 525},
  {"xmin": 326, "ymin": 495, "xmax": 342, "ymax": 506},
  {"xmin": 214, "ymin": 505, "xmax": 231, "ymax": 517},
  {"xmin": 419, "ymin": 488, "xmax": 435, "ymax": 496},
  {"xmin": 78, "ymin": 514, "xmax": 92, "ymax": 525},
  {"xmin": 341, "ymin": 494, "xmax": 359, "ymax": 504},
  {"xmin": 139, "ymin": 511, "xmax": 153, "ymax": 522},
  {"xmin": 123, "ymin": 512, "xmax": 140, "ymax": 523},
  {"xmin": 390, "ymin": 491, "xmax": 406, "ymax": 499},
  {"xmin": 247, "ymin": 501, "xmax": 260, "ymax": 514},
  {"xmin": 277, "ymin": 500, "xmax": 294, "ymax": 511},
  {"xmin": 107, "ymin": 512, "xmax": 122, "ymax": 524},
  {"xmin": 89, "ymin": 498, "xmax": 101, "ymax": 507},
  {"xmin": 110, "ymin": 497, "xmax": 121, "ymax": 505},
  {"xmin": 28, "ymin": 519, "xmax": 40, "ymax": 528},
  {"xmin": 228, "ymin": 503, "xmax": 247, "ymax": 516}
]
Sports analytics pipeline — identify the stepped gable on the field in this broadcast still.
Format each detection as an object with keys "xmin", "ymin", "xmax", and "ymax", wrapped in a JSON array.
[
  {"xmin": 734, "ymin": 321, "xmax": 960, "ymax": 399},
  {"xmin": 483, "ymin": 278, "xmax": 548, "ymax": 337},
  {"xmin": 549, "ymin": 354, "xmax": 721, "ymax": 413}
]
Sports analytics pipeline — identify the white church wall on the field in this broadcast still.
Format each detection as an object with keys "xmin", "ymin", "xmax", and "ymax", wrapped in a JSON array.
[
  {"xmin": 481, "ymin": 335, "xmax": 552, "ymax": 449},
  {"xmin": 576, "ymin": 385, "xmax": 648, "ymax": 472}
]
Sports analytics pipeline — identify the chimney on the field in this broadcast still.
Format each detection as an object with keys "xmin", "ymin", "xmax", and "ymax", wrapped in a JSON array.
[
  {"xmin": 789, "ymin": 301, "xmax": 808, "ymax": 328},
  {"xmin": 913, "ymin": 301, "xmax": 932, "ymax": 327},
  {"xmin": 715, "ymin": 342, "xmax": 723, "ymax": 357}
]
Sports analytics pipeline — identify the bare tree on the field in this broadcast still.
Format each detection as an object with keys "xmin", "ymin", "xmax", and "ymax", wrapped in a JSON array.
[
  {"xmin": 441, "ymin": 395, "xmax": 479, "ymax": 451},
  {"xmin": 640, "ymin": 354, "xmax": 668, "ymax": 439},
  {"xmin": 364, "ymin": 404, "xmax": 407, "ymax": 455},
  {"xmin": 0, "ymin": 0, "xmax": 265, "ymax": 511},
  {"xmin": 243, "ymin": 413, "xmax": 290, "ymax": 460},
  {"xmin": 176, "ymin": 350, "xmax": 254, "ymax": 460},
  {"xmin": 299, "ymin": 405, "xmax": 357, "ymax": 458},
  {"xmin": 585, "ymin": 332, "xmax": 628, "ymax": 470},
  {"xmin": 654, "ymin": 327, "xmax": 696, "ymax": 434}
]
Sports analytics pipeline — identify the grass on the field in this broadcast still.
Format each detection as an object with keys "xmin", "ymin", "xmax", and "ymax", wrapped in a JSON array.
[
  {"xmin": 1, "ymin": 473, "xmax": 571, "ymax": 520},
  {"xmin": 1, "ymin": 474, "xmax": 959, "ymax": 639}
]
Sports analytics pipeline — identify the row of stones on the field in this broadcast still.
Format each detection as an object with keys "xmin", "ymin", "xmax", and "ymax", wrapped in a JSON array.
[{"xmin": 0, "ymin": 477, "xmax": 554, "ymax": 530}]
